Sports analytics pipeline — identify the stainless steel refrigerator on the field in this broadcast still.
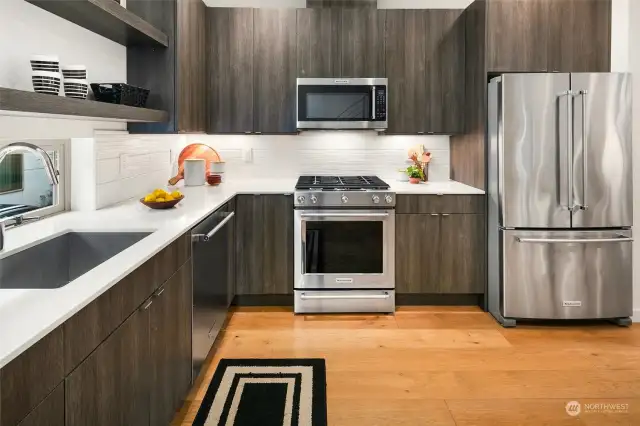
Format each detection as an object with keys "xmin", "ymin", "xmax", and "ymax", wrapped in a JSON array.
[{"xmin": 487, "ymin": 73, "xmax": 633, "ymax": 327}]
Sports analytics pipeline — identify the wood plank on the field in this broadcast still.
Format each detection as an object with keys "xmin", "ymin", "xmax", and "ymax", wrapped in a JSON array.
[
  {"xmin": 0, "ymin": 88, "xmax": 168, "ymax": 123},
  {"xmin": 328, "ymin": 398, "xmax": 456, "ymax": 426},
  {"xmin": 25, "ymin": 0, "xmax": 168, "ymax": 47},
  {"xmin": 0, "ymin": 328, "xmax": 64, "ymax": 426}
]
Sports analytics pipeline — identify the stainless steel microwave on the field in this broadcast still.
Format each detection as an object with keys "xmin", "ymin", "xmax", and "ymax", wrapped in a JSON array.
[{"xmin": 296, "ymin": 78, "xmax": 388, "ymax": 130}]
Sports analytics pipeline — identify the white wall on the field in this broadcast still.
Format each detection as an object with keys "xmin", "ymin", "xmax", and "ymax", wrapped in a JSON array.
[
  {"xmin": 378, "ymin": 0, "xmax": 473, "ymax": 8},
  {"xmin": 0, "ymin": 0, "xmax": 127, "ymax": 137},
  {"xmin": 84, "ymin": 133, "xmax": 450, "ymax": 208},
  {"xmin": 204, "ymin": 0, "xmax": 305, "ymax": 6}
]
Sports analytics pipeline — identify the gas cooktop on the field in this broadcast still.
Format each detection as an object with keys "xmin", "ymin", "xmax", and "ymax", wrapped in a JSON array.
[{"xmin": 295, "ymin": 175, "xmax": 390, "ymax": 191}]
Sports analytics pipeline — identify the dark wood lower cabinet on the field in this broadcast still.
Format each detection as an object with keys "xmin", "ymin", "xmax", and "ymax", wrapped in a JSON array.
[
  {"xmin": 236, "ymin": 194, "xmax": 293, "ymax": 295},
  {"xmin": 395, "ymin": 214, "xmax": 440, "ymax": 293},
  {"xmin": 0, "ymin": 328, "xmax": 64, "ymax": 426},
  {"xmin": 16, "ymin": 384, "xmax": 64, "ymax": 426},
  {"xmin": 439, "ymin": 214, "xmax": 485, "ymax": 294},
  {"xmin": 396, "ymin": 211, "xmax": 485, "ymax": 295},
  {"xmin": 150, "ymin": 261, "xmax": 193, "ymax": 426},
  {"xmin": 65, "ymin": 300, "xmax": 151, "ymax": 426}
]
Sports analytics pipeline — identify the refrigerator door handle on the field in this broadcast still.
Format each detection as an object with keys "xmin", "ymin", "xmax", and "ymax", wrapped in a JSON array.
[
  {"xmin": 579, "ymin": 90, "xmax": 589, "ymax": 210},
  {"xmin": 515, "ymin": 236, "xmax": 633, "ymax": 244},
  {"xmin": 560, "ymin": 90, "xmax": 575, "ymax": 212}
]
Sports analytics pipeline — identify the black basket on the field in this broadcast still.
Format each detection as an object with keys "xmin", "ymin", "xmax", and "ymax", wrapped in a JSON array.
[{"xmin": 90, "ymin": 83, "xmax": 149, "ymax": 108}]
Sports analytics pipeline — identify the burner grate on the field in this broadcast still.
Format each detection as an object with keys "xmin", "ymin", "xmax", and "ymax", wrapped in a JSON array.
[{"xmin": 295, "ymin": 175, "xmax": 389, "ymax": 190}]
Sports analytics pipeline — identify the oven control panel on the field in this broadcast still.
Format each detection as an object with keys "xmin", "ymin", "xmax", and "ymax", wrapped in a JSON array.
[{"xmin": 294, "ymin": 191, "xmax": 395, "ymax": 208}]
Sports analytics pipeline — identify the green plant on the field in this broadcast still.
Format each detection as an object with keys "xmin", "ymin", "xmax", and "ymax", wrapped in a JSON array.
[{"xmin": 406, "ymin": 165, "xmax": 424, "ymax": 179}]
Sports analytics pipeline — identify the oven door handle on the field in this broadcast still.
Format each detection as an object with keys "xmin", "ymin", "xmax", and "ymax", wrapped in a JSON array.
[
  {"xmin": 300, "ymin": 292, "xmax": 391, "ymax": 300},
  {"xmin": 299, "ymin": 213, "xmax": 390, "ymax": 218}
]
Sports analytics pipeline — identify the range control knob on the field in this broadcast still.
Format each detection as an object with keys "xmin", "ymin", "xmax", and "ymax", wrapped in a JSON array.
[
  {"xmin": 310, "ymin": 195, "xmax": 318, "ymax": 204},
  {"xmin": 385, "ymin": 195, "xmax": 393, "ymax": 204},
  {"xmin": 341, "ymin": 195, "xmax": 349, "ymax": 204},
  {"xmin": 372, "ymin": 195, "xmax": 380, "ymax": 204},
  {"xmin": 297, "ymin": 195, "xmax": 306, "ymax": 204}
]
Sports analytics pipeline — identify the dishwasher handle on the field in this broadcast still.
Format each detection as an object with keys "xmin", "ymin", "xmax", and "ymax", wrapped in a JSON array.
[{"xmin": 192, "ymin": 211, "xmax": 235, "ymax": 243}]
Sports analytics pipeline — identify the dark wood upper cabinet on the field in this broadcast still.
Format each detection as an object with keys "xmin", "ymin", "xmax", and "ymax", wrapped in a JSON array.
[
  {"xmin": 297, "ymin": 8, "xmax": 342, "ymax": 78},
  {"xmin": 128, "ymin": 0, "xmax": 207, "ymax": 133},
  {"xmin": 386, "ymin": 10, "xmax": 465, "ymax": 134},
  {"xmin": 486, "ymin": 0, "xmax": 611, "ymax": 73},
  {"xmin": 65, "ymin": 302, "xmax": 151, "ymax": 426},
  {"xmin": 149, "ymin": 262, "xmax": 193, "ymax": 426},
  {"xmin": 385, "ymin": 10, "xmax": 428, "ymax": 134},
  {"xmin": 486, "ymin": 0, "xmax": 550, "ymax": 72},
  {"xmin": 425, "ymin": 10, "xmax": 465, "ymax": 133},
  {"xmin": 341, "ymin": 9, "xmax": 386, "ymax": 77},
  {"xmin": 207, "ymin": 8, "xmax": 254, "ymax": 133},
  {"xmin": 236, "ymin": 195, "xmax": 294, "ymax": 295},
  {"xmin": 253, "ymin": 9, "xmax": 298, "ymax": 133},
  {"xmin": 547, "ymin": 0, "xmax": 611, "ymax": 72}
]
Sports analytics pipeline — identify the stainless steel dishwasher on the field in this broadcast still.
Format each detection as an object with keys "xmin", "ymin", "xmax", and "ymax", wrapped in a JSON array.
[{"xmin": 191, "ymin": 205, "xmax": 235, "ymax": 380}]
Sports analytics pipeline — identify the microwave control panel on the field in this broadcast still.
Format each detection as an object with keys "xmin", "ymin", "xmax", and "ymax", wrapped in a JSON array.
[{"xmin": 375, "ymin": 87, "xmax": 387, "ymax": 121}]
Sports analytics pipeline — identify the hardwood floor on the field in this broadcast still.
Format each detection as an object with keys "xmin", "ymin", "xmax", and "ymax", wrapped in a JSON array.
[{"xmin": 172, "ymin": 306, "xmax": 640, "ymax": 425}]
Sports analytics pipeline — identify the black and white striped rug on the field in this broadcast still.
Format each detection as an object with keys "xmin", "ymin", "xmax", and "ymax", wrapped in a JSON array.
[{"xmin": 193, "ymin": 359, "xmax": 327, "ymax": 426}]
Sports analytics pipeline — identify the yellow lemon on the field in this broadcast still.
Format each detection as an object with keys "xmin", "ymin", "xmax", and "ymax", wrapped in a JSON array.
[
  {"xmin": 155, "ymin": 197, "xmax": 165, "ymax": 202},
  {"xmin": 171, "ymin": 190, "xmax": 182, "ymax": 199},
  {"xmin": 144, "ymin": 194, "xmax": 156, "ymax": 202},
  {"xmin": 165, "ymin": 195, "xmax": 174, "ymax": 201},
  {"xmin": 153, "ymin": 188, "xmax": 167, "ymax": 197}
]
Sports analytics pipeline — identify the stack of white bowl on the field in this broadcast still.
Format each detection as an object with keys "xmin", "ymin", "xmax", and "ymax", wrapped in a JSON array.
[
  {"xmin": 62, "ymin": 66, "xmax": 89, "ymax": 100},
  {"xmin": 30, "ymin": 55, "xmax": 61, "ymax": 96}
]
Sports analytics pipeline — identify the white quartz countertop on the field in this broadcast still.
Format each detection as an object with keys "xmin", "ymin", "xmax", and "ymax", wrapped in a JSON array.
[{"xmin": 0, "ymin": 177, "xmax": 482, "ymax": 368}]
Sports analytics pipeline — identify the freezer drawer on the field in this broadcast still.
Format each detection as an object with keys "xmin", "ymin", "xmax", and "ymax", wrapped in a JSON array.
[
  {"xmin": 294, "ymin": 290, "xmax": 394, "ymax": 314},
  {"xmin": 501, "ymin": 229, "xmax": 632, "ymax": 320}
]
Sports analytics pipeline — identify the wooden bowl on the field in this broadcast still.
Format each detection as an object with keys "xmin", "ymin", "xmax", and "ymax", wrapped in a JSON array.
[
  {"xmin": 206, "ymin": 174, "xmax": 222, "ymax": 186},
  {"xmin": 140, "ymin": 195, "xmax": 184, "ymax": 209}
]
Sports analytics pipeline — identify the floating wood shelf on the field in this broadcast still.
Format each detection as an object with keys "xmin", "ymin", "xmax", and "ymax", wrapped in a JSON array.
[
  {"xmin": 26, "ymin": 0, "xmax": 169, "ymax": 47},
  {"xmin": 0, "ymin": 88, "xmax": 168, "ymax": 122}
]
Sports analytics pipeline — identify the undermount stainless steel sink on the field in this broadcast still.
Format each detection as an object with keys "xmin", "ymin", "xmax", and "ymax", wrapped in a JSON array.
[{"xmin": 0, "ymin": 232, "xmax": 151, "ymax": 289}]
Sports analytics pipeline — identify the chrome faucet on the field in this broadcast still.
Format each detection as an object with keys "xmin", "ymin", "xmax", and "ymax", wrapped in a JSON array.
[{"xmin": 0, "ymin": 142, "xmax": 60, "ymax": 250}]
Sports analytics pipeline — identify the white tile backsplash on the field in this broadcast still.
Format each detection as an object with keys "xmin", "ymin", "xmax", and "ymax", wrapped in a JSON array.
[{"xmin": 89, "ymin": 132, "xmax": 450, "ymax": 208}]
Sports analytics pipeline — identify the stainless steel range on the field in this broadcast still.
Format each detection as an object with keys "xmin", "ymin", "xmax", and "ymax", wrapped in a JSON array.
[{"xmin": 294, "ymin": 176, "xmax": 395, "ymax": 314}]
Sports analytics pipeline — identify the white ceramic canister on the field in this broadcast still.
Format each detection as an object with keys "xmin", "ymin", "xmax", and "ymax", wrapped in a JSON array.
[
  {"xmin": 184, "ymin": 158, "xmax": 206, "ymax": 186},
  {"xmin": 210, "ymin": 161, "xmax": 226, "ymax": 174}
]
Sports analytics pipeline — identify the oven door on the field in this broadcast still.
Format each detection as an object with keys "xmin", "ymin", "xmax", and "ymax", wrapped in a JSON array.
[
  {"xmin": 295, "ymin": 209, "xmax": 395, "ymax": 290},
  {"xmin": 296, "ymin": 78, "xmax": 388, "ymax": 130}
]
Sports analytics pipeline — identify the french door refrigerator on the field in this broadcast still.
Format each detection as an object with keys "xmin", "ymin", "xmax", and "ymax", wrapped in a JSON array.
[{"xmin": 487, "ymin": 73, "xmax": 633, "ymax": 327}]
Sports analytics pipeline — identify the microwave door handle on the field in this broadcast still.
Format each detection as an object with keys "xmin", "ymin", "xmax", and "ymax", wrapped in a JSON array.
[{"xmin": 371, "ymin": 86, "xmax": 376, "ymax": 120}]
